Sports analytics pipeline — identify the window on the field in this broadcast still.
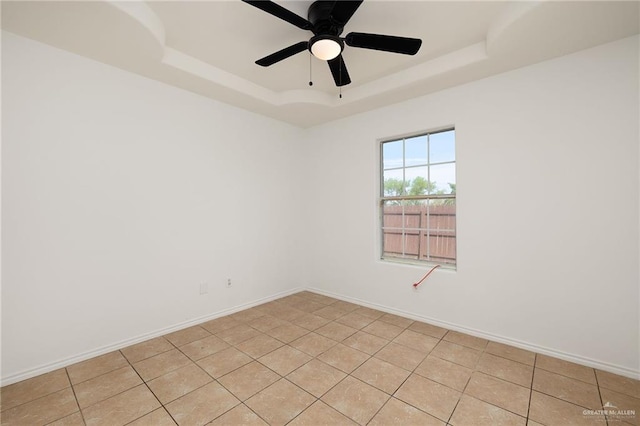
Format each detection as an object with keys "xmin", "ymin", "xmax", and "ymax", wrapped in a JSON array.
[{"xmin": 380, "ymin": 129, "xmax": 456, "ymax": 267}]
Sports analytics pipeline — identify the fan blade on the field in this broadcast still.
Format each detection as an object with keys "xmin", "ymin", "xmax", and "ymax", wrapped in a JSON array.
[
  {"xmin": 242, "ymin": 0, "xmax": 312, "ymax": 31},
  {"xmin": 327, "ymin": 55, "xmax": 351, "ymax": 87},
  {"xmin": 329, "ymin": 1, "xmax": 363, "ymax": 25},
  {"xmin": 256, "ymin": 41, "xmax": 309, "ymax": 67},
  {"xmin": 345, "ymin": 32, "xmax": 422, "ymax": 55}
]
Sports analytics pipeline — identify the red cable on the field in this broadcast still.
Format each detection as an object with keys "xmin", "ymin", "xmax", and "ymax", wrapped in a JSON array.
[{"xmin": 413, "ymin": 264, "xmax": 441, "ymax": 288}]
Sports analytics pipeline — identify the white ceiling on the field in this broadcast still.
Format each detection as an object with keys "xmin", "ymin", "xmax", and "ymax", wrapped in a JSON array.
[{"xmin": 2, "ymin": 1, "xmax": 638, "ymax": 127}]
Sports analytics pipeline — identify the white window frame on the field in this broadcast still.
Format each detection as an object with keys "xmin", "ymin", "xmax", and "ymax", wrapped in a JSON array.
[{"xmin": 379, "ymin": 128, "xmax": 457, "ymax": 268}]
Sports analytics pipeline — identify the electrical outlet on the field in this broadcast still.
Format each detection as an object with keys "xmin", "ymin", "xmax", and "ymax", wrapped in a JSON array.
[
  {"xmin": 227, "ymin": 278, "xmax": 232, "ymax": 288},
  {"xmin": 199, "ymin": 282, "xmax": 208, "ymax": 295}
]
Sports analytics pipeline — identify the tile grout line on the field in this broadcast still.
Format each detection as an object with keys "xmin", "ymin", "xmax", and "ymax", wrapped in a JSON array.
[
  {"xmin": 525, "ymin": 353, "xmax": 538, "ymax": 424},
  {"xmin": 64, "ymin": 368, "xmax": 87, "ymax": 426},
  {"xmin": 119, "ymin": 348, "xmax": 181, "ymax": 426}
]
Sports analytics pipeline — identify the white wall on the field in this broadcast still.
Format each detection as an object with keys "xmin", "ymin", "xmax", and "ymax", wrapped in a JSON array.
[
  {"xmin": 2, "ymin": 31, "xmax": 638, "ymax": 383},
  {"xmin": 301, "ymin": 36, "xmax": 640, "ymax": 377},
  {"xmin": 1, "ymin": 32, "xmax": 304, "ymax": 382}
]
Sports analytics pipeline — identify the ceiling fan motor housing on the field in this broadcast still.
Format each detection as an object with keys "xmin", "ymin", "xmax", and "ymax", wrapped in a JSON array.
[{"xmin": 308, "ymin": 1, "xmax": 344, "ymax": 36}]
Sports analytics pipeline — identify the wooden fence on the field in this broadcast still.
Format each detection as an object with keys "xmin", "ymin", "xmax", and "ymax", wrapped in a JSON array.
[{"xmin": 382, "ymin": 204, "xmax": 456, "ymax": 264}]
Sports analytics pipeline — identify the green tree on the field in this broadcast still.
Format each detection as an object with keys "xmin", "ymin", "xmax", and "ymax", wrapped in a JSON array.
[
  {"xmin": 383, "ymin": 178, "xmax": 407, "ymax": 197},
  {"xmin": 408, "ymin": 176, "xmax": 436, "ymax": 196}
]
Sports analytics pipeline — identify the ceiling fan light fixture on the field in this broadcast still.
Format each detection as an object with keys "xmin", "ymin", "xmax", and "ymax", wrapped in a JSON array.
[{"xmin": 310, "ymin": 35, "xmax": 343, "ymax": 61}]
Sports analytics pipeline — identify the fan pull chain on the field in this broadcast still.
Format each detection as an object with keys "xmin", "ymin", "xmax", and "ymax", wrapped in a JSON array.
[
  {"xmin": 308, "ymin": 53, "xmax": 313, "ymax": 86},
  {"xmin": 339, "ymin": 55, "xmax": 343, "ymax": 99}
]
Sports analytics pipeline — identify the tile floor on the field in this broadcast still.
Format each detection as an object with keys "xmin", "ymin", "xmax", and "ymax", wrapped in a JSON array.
[{"xmin": 1, "ymin": 291, "xmax": 639, "ymax": 426}]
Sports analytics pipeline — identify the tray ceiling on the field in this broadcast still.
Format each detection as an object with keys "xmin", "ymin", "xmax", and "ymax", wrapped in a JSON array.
[{"xmin": 2, "ymin": 1, "xmax": 638, "ymax": 127}]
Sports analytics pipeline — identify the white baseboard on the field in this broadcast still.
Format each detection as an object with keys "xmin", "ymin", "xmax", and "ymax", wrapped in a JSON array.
[
  {"xmin": 306, "ymin": 287, "xmax": 640, "ymax": 380},
  {"xmin": 0, "ymin": 287, "xmax": 302, "ymax": 386}
]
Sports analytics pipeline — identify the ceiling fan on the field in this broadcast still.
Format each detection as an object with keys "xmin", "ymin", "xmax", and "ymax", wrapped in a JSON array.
[{"xmin": 241, "ymin": 0, "xmax": 422, "ymax": 87}]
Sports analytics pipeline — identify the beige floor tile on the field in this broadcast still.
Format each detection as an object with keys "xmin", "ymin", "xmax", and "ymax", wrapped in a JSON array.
[
  {"xmin": 197, "ymin": 347, "xmax": 252, "ymax": 378},
  {"xmin": 286, "ymin": 359, "xmax": 346, "ymax": 398},
  {"xmin": 300, "ymin": 293, "xmax": 337, "ymax": 306},
  {"xmin": 599, "ymin": 387, "xmax": 640, "ymax": 426},
  {"xmin": 288, "ymin": 400, "xmax": 357, "ymax": 426},
  {"xmin": 46, "ymin": 411, "xmax": 85, "ymax": 426},
  {"xmin": 529, "ymin": 391, "xmax": 605, "ymax": 425},
  {"xmin": 165, "ymin": 381, "xmax": 239, "ymax": 426},
  {"xmin": 216, "ymin": 324, "xmax": 261, "ymax": 345},
  {"xmin": 485, "ymin": 342, "xmax": 535, "ymax": 366},
  {"xmin": 235, "ymin": 334, "xmax": 283, "ymax": 358},
  {"xmin": 314, "ymin": 306, "xmax": 348, "ymax": 321},
  {"xmin": 379, "ymin": 313, "xmax": 414, "ymax": 329},
  {"xmin": 477, "ymin": 352, "xmax": 533, "ymax": 387},
  {"xmin": 258, "ymin": 346, "xmax": 312, "ymax": 376},
  {"xmin": 200, "ymin": 316, "xmax": 241, "ymax": 334},
  {"xmin": 317, "ymin": 344, "xmax": 370, "ymax": 373},
  {"xmin": 533, "ymin": 368, "xmax": 601, "ymax": 409},
  {"xmin": 335, "ymin": 312, "xmax": 375, "ymax": 329},
  {"xmin": 1, "ymin": 368, "xmax": 70, "ymax": 412},
  {"xmin": 352, "ymin": 357, "xmax": 411, "ymax": 395},
  {"xmin": 431, "ymin": 340, "xmax": 482, "ymax": 369},
  {"xmin": 394, "ymin": 374, "xmax": 461, "ymax": 422},
  {"xmin": 218, "ymin": 361, "xmax": 280, "ymax": 401},
  {"xmin": 294, "ymin": 314, "xmax": 331, "ymax": 331},
  {"xmin": 120, "ymin": 337, "xmax": 174, "ymax": 364},
  {"xmin": 596, "ymin": 370, "xmax": 640, "ymax": 398},
  {"xmin": 147, "ymin": 364, "xmax": 212, "ymax": 404},
  {"xmin": 393, "ymin": 330, "xmax": 440, "ymax": 354},
  {"xmin": 292, "ymin": 299, "xmax": 326, "ymax": 314},
  {"xmin": 369, "ymin": 397, "xmax": 445, "ymax": 426},
  {"xmin": 450, "ymin": 395, "xmax": 526, "ymax": 426},
  {"xmin": 67, "ymin": 352, "xmax": 128, "ymax": 385},
  {"xmin": 362, "ymin": 321, "xmax": 404, "ymax": 340},
  {"xmin": 342, "ymin": 331, "xmax": 388, "ymax": 355},
  {"xmin": 179, "ymin": 335, "xmax": 229, "ymax": 361},
  {"xmin": 414, "ymin": 355, "xmax": 472, "ymax": 391},
  {"xmin": 246, "ymin": 379, "xmax": 315, "ymax": 426},
  {"xmin": 164, "ymin": 326, "xmax": 211, "ymax": 347},
  {"xmin": 248, "ymin": 315, "xmax": 288, "ymax": 332},
  {"xmin": 527, "ymin": 421, "xmax": 545, "ymax": 426},
  {"xmin": 443, "ymin": 331, "xmax": 488, "ymax": 351},
  {"xmin": 375, "ymin": 342, "xmax": 426, "ymax": 371},
  {"xmin": 535, "ymin": 354, "xmax": 596, "ymax": 384},
  {"xmin": 353, "ymin": 307, "xmax": 385, "ymax": 320},
  {"xmin": 465, "ymin": 372, "xmax": 530, "ymax": 417},
  {"xmin": 408, "ymin": 321, "xmax": 448, "ymax": 339},
  {"xmin": 132, "ymin": 349, "xmax": 192, "ymax": 381},
  {"xmin": 229, "ymin": 307, "xmax": 266, "ymax": 323},
  {"xmin": 322, "ymin": 376, "xmax": 389, "ymax": 425},
  {"xmin": 315, "ymin": 322, "xmax": 358, "ymax": 342},
  {"xmin": 331, "ymin": 300, "xmax": 361, "ymax": 313},
  {"xmin": 82, "ymin": 384, "xmax": 160, "ymax": 426},
  {"xmin": 265, "ymin": 324, "xmax": 309, "ymax": 343},
  {"xmin": 1, "ymin": 388, "xmax": 78, "ymax": 426},
  {"xmin": 128, "ymin": 407, "xmax": 177, "ymax": 425},
  {"xmin": 270, "ymin": 307, "xmax": 305, "ymax": 322},
  {"xmin": 73, "ymin": 365, "xmax": 142, "ymax": 409},
  {"xmin": 290, "ymin": 332, "xmax": 337, "ymax": 357},
  {"xmin": 208, "ymin": 404, "xmax": 268, "ymax": 425}
]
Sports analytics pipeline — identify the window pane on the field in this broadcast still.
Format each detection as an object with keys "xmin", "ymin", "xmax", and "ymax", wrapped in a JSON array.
[
  {"xmin": 382, "ymin": 140, "xmax": 403, "ymax": 170},
  {"xmin": 404, "ymin": 166, "xmax": 430, "ymax": 196},
  {"xmin": 405, "ymin": 135, "xmax": 427, "ymax": 167},
  {"xmin": 425, "ymin": 198, "xmax": 456, "ymax": 264},
  {"xmin": 383, "ymin": 169, "xmax": 406, "ymax": 196},
  {"xmin": 429, "ymin": 130, "xmax": 455, "ymax": 164},
  {"xmin": 429, "ymin": 163, "xmax": 456, "ymax": 194},
  {"xmin": 382, "ymin": 201, "xmax": 404, "ymax": 258}
]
